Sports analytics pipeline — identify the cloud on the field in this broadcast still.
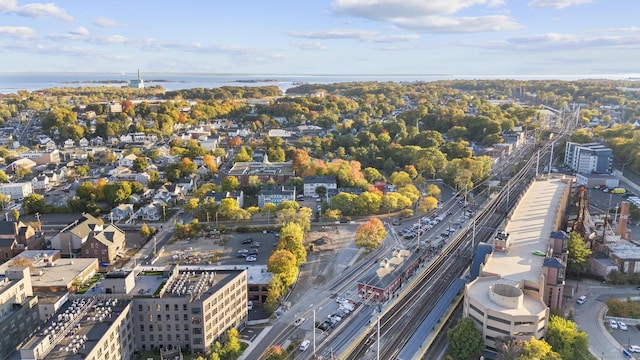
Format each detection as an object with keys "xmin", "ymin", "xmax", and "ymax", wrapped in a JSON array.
[
  {"xmin": 0, "ymin": 0, "xmax": 73, "ymax": 21},
  {"xmin": 471, "ymin": 31, "xmax": 640, "ymax": 51},
  {"xmin": 330, "ymin": 0, "xmax": 518, "ymax": 33},
  {"xmin": 0, "ymin": 25, "xmax": 36, "ymax": 39},
  {"xmin": 293, "ymin": 42, "xmax": 328, "ymax": 50},
  {"xmin": 288, "ymin": 28, "xmax": 419, "ymax": 42},
  {"xmin": 69, "ymin": 26, "xmax": 89, "ymax": 36},
  {"xmin": 92, "ymin": 16, "xmax": 120, "ymax": 28},
  {"xmin": 528, "ymin": 0, "xmax": 592, "ymax": 9},
  {"xmin": 331, "ymin": 0, "xmax": 505, "ymax": 18}
]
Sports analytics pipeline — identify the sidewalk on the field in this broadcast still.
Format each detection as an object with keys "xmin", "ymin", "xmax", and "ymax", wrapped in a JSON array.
[{"xmin": 238, "ymin": 326, "xmax": 273, "ymax": 360}]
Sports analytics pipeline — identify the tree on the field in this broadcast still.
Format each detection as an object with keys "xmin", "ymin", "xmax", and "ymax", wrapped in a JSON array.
[
  {"xmin": 267, "ymin": 250, "xmax": 298, "ymax": 286},
  {"xmin": 234, "ymin": 147, "xmax": 252, "ymax": 162},
  {"xmin": 221, "ymin": 176, "xmax": 240, "ymax": 192},
  {"xmin": 74, "ymin": 165, "xmax": 90, "ymax": 177},
  {"xmin": 520, "ymin": 337, "xmax": 561, "ymax": 360},
  {"xmin": 140, "ymin": 223, "xmax": 151, "ymax": 238},
  {"xmin": 103, "ymin": 182, "xmax": 132, "ymax": 207},
  {"xmin": 23, "ymin": 194, "xmax": 46, "ymax": 214},
  {"xmin": 14, "ymin": 165, "xmax": 32, "ymax": 179},
  {"xmin": 545, "ymin": 315, "xmax": 589, "ymax": 360},
  {"xmin": 222, "ymin": 328, "xmax": 242, "ymax": 357},
  {"xmin": 355, "ymin": 217, "xmax": 387, "ymax": 250},
  {"xmin": 389, "ymin": 171, "xmax": 413, "ymax": 188},
  {"xmin": 315, "ymin": 185, "xmax": 327, "ymax": 199},
  {"xmin": 447, "ymin": 318, "xmax": 483, "ymax": 360},
  {"xmin": 264, "ymin": 275, "xmax": 286, "ymax": 314},
  {"xmin": 567, "ymin": 231, "xmax": 591, "ymax": 275},
  {"xmin": 132, "ymin": 157, "xmax": 149, "ymax": 172},
  {"xmin": 218, "ymin": 198, "xmax": 241, "ymax": 219},
  {"xmin": 418, "ymin": 196, "xmax": 439, "ymax": 214},
  {"xmin": 0, "ymin": 170, "xmax": 9, "ymax": 183},
  {"xmin": 12, "ymin": 209, "xmax": 20, "ymax": 221},
  {"xmin": 261, "ymin": 203, "xmax": 277, "ymax": 223}
]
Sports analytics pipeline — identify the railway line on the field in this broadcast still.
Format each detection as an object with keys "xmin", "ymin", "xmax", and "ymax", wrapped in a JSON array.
[{"xmin": 341, "ymin": 141, "xmax": 558, "ymax": 359}]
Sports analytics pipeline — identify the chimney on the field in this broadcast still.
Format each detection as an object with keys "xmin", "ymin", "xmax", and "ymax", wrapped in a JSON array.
[{"xmin": 617, "ymin": 201, "xmax": 631, "ymax": 239}]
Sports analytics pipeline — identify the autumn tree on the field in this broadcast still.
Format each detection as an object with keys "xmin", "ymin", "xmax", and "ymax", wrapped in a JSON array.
[
  {"xmin": 221, "ymin": 176, "xmax": 240, "ymax": 192},
  {"xmin": 545, "ymin": 316, "xmax": 589, "ymax": 360},
  {"xmin": 520, "ymin": 337, "xmax": 561, "ymax": 360},
  {"xmin": 264, "ymin": 275, "xmax": 286, "ymax": 314},
  {"xmin": 140, "ymin": 223, "xmax": 151, "ymax": 238},
  {"xmin": 267, "ymin": 250, "xmax": 298, "ymax": 287},
  {"xmin": 355, "ymin": 217, "xmax": 387, "ymax": 250},
  {"xmin": 567, "ymin": 231, "xmax": 591, "ymax": 275}
]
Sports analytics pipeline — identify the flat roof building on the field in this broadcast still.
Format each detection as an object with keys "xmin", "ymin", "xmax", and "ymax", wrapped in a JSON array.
[{"xmin": 463, "ymin": 178, "xmax": 573, "ymax": 352}]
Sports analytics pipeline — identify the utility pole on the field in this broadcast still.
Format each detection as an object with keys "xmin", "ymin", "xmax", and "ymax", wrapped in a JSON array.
[{"xmin": 377, "ymin": 315, "xmax": 381, "ymax": 360}]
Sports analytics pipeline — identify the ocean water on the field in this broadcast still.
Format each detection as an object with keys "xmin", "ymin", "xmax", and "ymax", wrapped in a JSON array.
[{"xmin": 0, "ymin": 72, "xmax": 636, "ymax": 94}]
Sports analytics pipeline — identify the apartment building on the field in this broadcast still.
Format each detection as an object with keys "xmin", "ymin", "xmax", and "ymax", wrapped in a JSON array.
[
  {"xmin": 564, "ymin": 142, "xmax": 612, "ymax": 174},
  {"xmin": 0, "ymin": 267, "xmax": 40, "ymax": 360},
  {"xmin": 19, "ymin": 297, "xmax": 134, "ymax": 360},
  {"xmin": 257, "ymin": 186, "xmax": 295, "ymax": 208},
  {"xmin": 0, "ymin": 182, "xmax": 33, "ymax": 201},
  {"xmin": 303, "ymin": 176, "xmax": 337, "ymax": 198}
]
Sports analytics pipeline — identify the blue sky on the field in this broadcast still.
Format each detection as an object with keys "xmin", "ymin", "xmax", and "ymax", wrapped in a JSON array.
[{"xmin": 0, "ymin": 0, "xmax": 638, "ymax": 76}]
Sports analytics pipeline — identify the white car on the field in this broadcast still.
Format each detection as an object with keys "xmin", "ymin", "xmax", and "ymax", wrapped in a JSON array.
[
  {"xmin": 294, "ymin": 317, "xmax": 305, "ymax": 327},
  {"xmin": 629, "ymin": 345, "xmax": 640, "ymax": 353},
  {"xmin": 609, "ymin": 319, "xmax": 618, "ymax": 329},
  {"xmin": 245, "ymin": 255, "xmax": 257, "ymax": 262},
  {"xmin": 336, "ymin": 297, "xmax": 348, "ymax": 305},
  {"xmin": 619, "ymin": 321, "xmax": 628, "ymax": 331}
]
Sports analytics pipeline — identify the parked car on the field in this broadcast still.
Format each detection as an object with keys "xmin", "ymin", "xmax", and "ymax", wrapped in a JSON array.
[
  {"xmin": 251, "ymin": 241, "xmax": 261, "ymax": 248},
  {"xmin": 620, "ymin": 321, "xmax": 628, "ymax": 331},
  {"xmin": 629, "ymin": 345, "xmax": 640, "ymax": 353},
  {"xmin": 237, "ymin": 249, "xmax": 249, "ymax": 258},
  {"xmin": 241, "ymin": 238, "xmax": 253, "ymax": 244},
  {"xmin": 245, "ymin": 255, "xmax": 257, "ymax": 262},
  {"xmin": 336, "ymin": 297, "xmax": 348, "ymax": 305},
  {"xmin": 610, "ymin": 319, "xmax": 618, "ymax": 329}
]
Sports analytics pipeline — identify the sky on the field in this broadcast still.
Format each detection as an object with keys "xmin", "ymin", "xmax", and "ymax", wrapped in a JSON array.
[{"xmin": 0, "ymin": 0, "xmax": 639, "ymax": 77}]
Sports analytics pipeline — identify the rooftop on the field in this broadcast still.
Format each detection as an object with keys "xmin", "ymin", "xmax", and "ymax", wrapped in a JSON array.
[{"xmin": 482, "ymin": 178, "xmax": 569, "ymax": 282}]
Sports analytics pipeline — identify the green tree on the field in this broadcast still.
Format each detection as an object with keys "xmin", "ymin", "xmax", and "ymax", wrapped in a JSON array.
[
  {"xmin": 261, "ymin": 202, "xmax": 277, "ymax": 223},
  {"xmin": 355, "ymin": 217, "xmax": 387, "ymax": 250},
  {"xmin": 264, "ymin": 275, "xmax": 286, "ymax": 314},
  {"xmin": 570, "ymin": 128, "xmax": 593, "ymax": 144},
  {"xmin": 221, "ymin": 176, "xmax": 240, "ymax": 192},
  {"xmin": 315, "ymin": 185, "xmax": 327, "ymax": 199},
  {"xmin": 14, "ymin": 165, "xmax": 32, "ymax": 179},
  {"xmin": 103, "ymin": 182, "xmax": 132, "ymax": 207},
  {"xmin": 545, "ymin": 315, "xmax": 589, "ymax": 360},
  {"xmin": 567, "ymin": 231, "xmax": 591, "ymax": 275},
  {"xmin": 447, "ymin": 318, "xmax": 483, "ymax": 360},
  {"xmin": 12, "ymin": 209, "xmax": 20, "ymax": 221},
  {"xmin": 0, "ymin": 170, "xmax": 8, "ymax": 183},
  {"xmin": 23, "ymin": 194, "xmax": 46, "ymax": 214},
  {"xmin": 132, "ymin": 157, "xmax": 149, "ymax": 172},
  {"xmin": 389, "ymin": 171, "xmax": 413, "ymax": 188},
  {"xmin": 74, "ymin": 165, "xmax": 90, "ymax": 177},
  {"xmin": 218, "ymin": 198, "xmax": 241, "ymax": 219}
]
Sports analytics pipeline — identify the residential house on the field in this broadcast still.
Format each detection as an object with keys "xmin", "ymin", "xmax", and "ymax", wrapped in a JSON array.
[
  {"xmin": 258, "ymin": 186, "xmax": 295, "ymax": 208},
  {"xmin": 0, "ymin": 221, "xmax": 38, "ymax": 261},
  {"xmin": 31, "ymin": 174, "xmax": 50, "ymax": 192},
  {"xmin": 64, "ymin": 139, "xmax": 75, "ymax": 149},
  {"xmin": 78, "ymin": 137, "xmax": 89, "ymax": 147},
  {"xmin": 200, "ymin": 136, "xmax": 219, "ymax": 151},
  {"xmin": 6, "ymin": 158, "xmax": 37, "ymax": 174},
  {"xmin": 136, "ymin": 200, "xmax": 164, "ymax": 221},
  {"xmin": 304, "ymin": 176, "xmax": 338, "ymax": 197},
  {"xmin": 49, "ymin": 213, "xmax": 104, "ymax": 256},
  {"xmin": 81, "ymin": 224, "xmax": 126, "ymax": 263},
  {"xmin": 110, "ymin": 204, "xmax": 135, "ymax": 222},
  {"xmin": 107, "ymin": 102, "xmax": 122, "ymax": 113},
  {"xmin": 119, "ymin": 153, "xmax": 138, "ymax": 168},
  {"xmin": 203, "ymin": 190, "xmax": 244, "ymax": 208},
  {"xmin": 177, "ymin": 177, "xmax": 196, "ymax": 192}
]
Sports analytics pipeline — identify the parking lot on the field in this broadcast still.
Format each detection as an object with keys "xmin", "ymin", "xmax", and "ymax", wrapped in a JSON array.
[{"xmin": 155, "ymin": 230, "xmax": 279, "ymax": 266}]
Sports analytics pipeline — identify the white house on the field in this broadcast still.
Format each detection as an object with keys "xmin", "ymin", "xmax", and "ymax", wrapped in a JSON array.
[
  {"xmin": 64, "ymin": 139, "xmax": 75, "ymax": 149},
  {"xmin": 31, "ymin": 175, "xmax": 50, "ymax": 192},
  {"xmin": 110, "ymin": 204, "xmax": 134, "ymax": 221},
  {"xmin": 118, "ymin": 153, "xmax": 138, "ymax": 168},
  {"xmin": 303, "ymin": 176, "xmax": 338, "ymax": 197},
  {"xmin": 0, "ymin": 182, "xmax": 33, "ymax": 200}
]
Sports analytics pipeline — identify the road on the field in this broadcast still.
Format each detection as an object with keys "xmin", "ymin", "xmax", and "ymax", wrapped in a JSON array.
[{"xmin": 571, "ymin": 279, "xmax": 639, "ymax": 359}]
